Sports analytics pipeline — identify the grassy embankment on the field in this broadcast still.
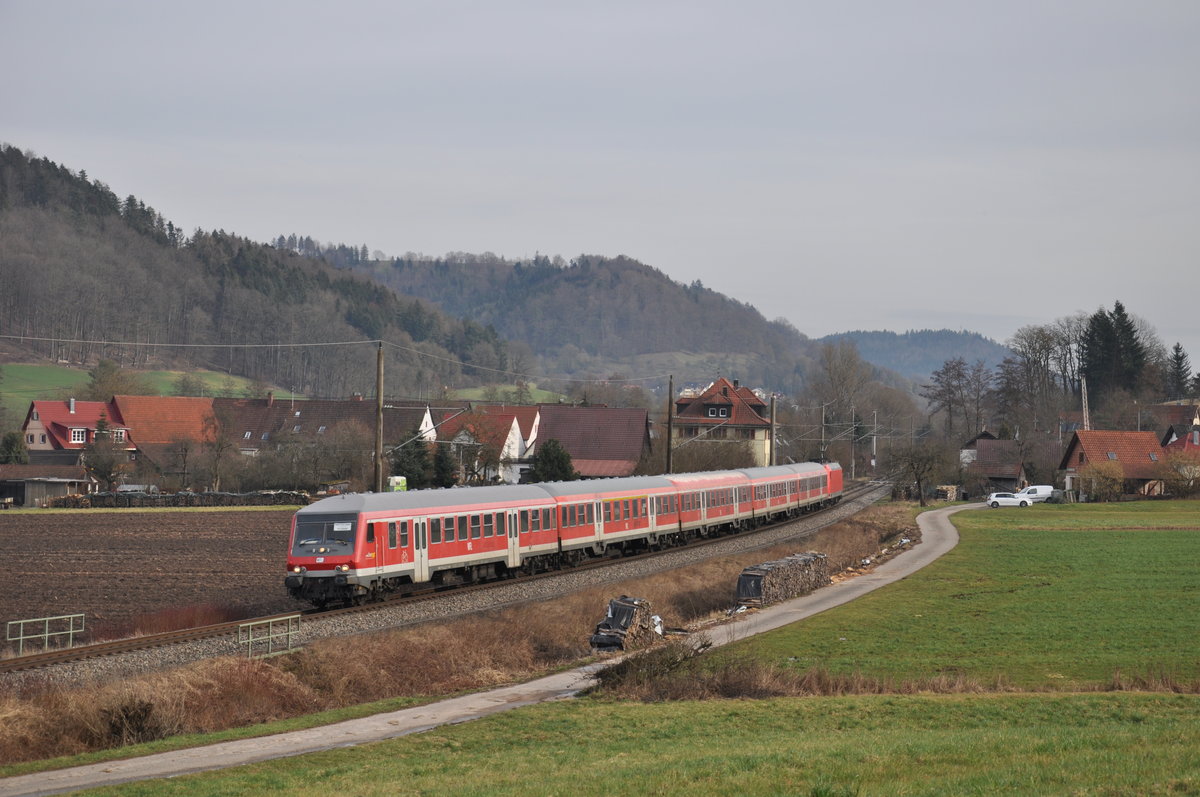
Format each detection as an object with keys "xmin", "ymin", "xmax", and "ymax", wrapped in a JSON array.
[{"xmin": 6, "ymin": 502, "xmax": 1200, "ymax": 795}]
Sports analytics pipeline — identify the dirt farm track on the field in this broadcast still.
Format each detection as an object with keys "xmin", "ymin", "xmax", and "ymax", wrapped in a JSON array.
[{"xmin": 0, "ymin": 509, "xmax": 308, "ymax": 640}]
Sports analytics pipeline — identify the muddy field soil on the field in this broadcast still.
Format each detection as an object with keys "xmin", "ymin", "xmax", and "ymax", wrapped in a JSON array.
[{"xmin": 0, "ymin": 509, "xmax": 308, "ymax": 639}]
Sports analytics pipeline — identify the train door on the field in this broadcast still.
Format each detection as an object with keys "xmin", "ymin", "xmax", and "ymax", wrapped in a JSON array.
[
  {"xmin": 412, "ymin": 518, "xmax": 429, "ymax": 583},
  {"xmin": 367, "ymin": 521, "xmax": 384, "ymax": 576},
  {"xmin": 506, "ymin": 509, "xmax": 520, "ymax": 568}
]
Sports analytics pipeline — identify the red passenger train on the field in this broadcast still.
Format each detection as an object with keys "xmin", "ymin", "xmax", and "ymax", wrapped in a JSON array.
[{"xmin": 285, "ymin": 462, "xmax": 843, "ymax": 607}]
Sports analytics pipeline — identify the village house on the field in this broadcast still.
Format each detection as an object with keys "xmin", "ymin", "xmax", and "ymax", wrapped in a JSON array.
[
  {"xmin": 1058, "ymin": 429, "xmax": 1165, "ymax": 496},
  {"xmin": 671, "ymin": 378, "xmax": 772, "ymax": 467}
]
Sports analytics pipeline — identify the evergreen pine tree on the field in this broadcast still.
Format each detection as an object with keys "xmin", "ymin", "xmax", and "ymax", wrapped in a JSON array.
[
  {"xmin": 432, "ymin": 442, "xmax": 458, "ymax": 488},
  {"xmin": 390, "ymin": 429, "xmax": 431, "ymax": 490},
  {"xmin": 1165, "ymin": 343, "xmax": 1192, "ymax": 398},
  {"xmin": 527, "ymin": 439, "xmax": 579, "ymax": 482}
]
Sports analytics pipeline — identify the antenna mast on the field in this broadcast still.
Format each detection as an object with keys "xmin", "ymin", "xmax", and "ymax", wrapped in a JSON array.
[{"xmin": 1081, "ymin": 376, "xmax": 1091, "ymax": 431}]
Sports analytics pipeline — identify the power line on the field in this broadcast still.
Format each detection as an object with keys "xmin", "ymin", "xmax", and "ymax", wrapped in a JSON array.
[{"xmin": 0, "ymin": 333, "xmax": 674, "ymax": 386}]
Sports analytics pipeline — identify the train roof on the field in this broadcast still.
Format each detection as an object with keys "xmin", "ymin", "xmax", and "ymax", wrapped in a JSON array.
[
  {"xmin": 737, "ymin": 462, "xmax": 827, "ymax": 479},
  {"xmin": 298, "ymin": 484, "xmax": 553, "ymax": 515},
  {"xmin": 537, "ymin": 475, "xmax": 674, "ymax": 498}
]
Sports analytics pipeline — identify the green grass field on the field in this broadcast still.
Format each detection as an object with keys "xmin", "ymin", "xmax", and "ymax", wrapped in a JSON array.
[
  {"xmin": 737, "ymin": 502, "xmax": 1200, "ymax": 690},
  {"xmin": 20, "ymin": 501, "xmax": 1200, "ymax": 795},
  {"xmin": 0, "ymin": 363, "xmax": 294, "ymax": 422}
]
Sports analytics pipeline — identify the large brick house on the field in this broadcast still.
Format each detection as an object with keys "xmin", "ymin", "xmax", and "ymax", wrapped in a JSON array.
[{"xmin": 672, "ymin": 378, "xmax": 772, "ymax": 467}]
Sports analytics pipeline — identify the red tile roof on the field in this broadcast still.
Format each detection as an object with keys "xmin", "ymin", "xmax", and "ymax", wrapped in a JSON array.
[
  {"xmin": 1059, "ymin": 430, "xmax": 1164, "ymax": 480},
  {"xmin": 536, "ymin": 405, "xmax": 649, "ymax": 477},
  {"xmin": 675, "ymin": 377, "xmax": 768, "ymax": 427},
  {"xmin": 27, "ymin": 400, "xmax": 124, "ymax": 449},
  {"xmin": 475, "ymin": 404, "xmax": 540, "ymax": 441},
  {"xmin": 966, "ymin": 438, "xmax": 1025, "ymax": 480},
  {"xmin": 112, "ymin": 395, "xmax": 216, "ymax": 445}
]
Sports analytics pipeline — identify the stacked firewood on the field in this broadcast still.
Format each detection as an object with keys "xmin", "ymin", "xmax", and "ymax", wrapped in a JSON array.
[{"xmin": 735, "ymin": 552, "xmax": 829, "ymax": 608}]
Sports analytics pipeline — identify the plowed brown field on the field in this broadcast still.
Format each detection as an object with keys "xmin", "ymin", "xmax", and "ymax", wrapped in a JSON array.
[{"xmin": 0, "ymin": 509, "xmax": 308, "ymax": 638}]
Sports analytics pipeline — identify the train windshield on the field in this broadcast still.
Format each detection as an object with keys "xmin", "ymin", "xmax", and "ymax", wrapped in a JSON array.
[{"xmin": 292, "ymin": 513, "xmax": 358, "ymax": 555}]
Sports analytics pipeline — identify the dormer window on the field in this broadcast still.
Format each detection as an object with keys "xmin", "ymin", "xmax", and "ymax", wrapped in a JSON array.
[
  {"xmin": 113, "ymin": 429, "xmax": 125, "ymax": 443},
  {"xmin": 70, "ymin": 428, "xmax": 87, "ymax": 444},
  {"xmin": 708, "ymin": 408, "xmax": 718, "ymax": 417},
  {"xmin": 719, "ymin": 408, "xmax": 728, "ymax": 418}
]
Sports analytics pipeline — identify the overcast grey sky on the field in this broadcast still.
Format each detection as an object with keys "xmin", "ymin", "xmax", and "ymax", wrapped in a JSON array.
[{"xmin": 4, "ymin": 1, "xmax": 1198, "ymax": 363}]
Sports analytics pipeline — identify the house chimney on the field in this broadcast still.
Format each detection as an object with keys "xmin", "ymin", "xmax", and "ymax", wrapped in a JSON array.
[
  {"xmin": 733, "ymin": 379, "xmax": 740, "ymax": 389},
  {"xmin": 267, "ymin": 391, "xmax": 274, "ymax": 407},
  {"xmin": 69, "ymin": 398, "xmax": 76, "ymax": 414}
]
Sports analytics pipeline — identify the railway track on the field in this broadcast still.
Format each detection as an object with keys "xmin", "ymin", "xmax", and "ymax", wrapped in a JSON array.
[{"xmin": 0, "ymin": 481, "xmax": 887, "ymax": 675}]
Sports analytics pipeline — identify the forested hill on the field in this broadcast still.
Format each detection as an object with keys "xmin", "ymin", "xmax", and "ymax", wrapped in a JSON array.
[
  {"xmin": 342, "ymin": 253, "xmax": 819, "ymax": 390},
  {"xmin": 0, "ymin": 145, "xmax": 507, "ymax": 399},
  {"xmin": 819, "ymin": 329, "xmax": 1012, "ymax": 382}
]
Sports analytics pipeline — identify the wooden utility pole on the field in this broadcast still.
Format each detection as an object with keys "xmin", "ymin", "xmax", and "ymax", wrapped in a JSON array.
[
  {"xmin": 374, "ymin": 340, "xmax": 385, "ymax": 492},
  {"xmin": 769, "ymin": 395, "xmax": 777, "ymax": 466},
  {"xmin": 665, "ymin": 374, "xmax": 674, "ymax": 474}
]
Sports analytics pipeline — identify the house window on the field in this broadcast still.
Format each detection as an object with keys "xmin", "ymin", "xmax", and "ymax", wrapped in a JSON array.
[
  {"xmin": 243, "ymin": 432, "xmax": 252, "ymax": 439},
  {"xmin": 708, "ymin": 407, "xmax": 718, "ymax": 417},
  {"xmin": 719, "ymin": 408, "xmax": 728, "ymax": 417},
  {"xmin": 26, "ymin": 434, "xmax": 34, "ymax": 444},
  {"xmin": 262, "ymin": 432, "xmax": 270, "ymax": 440},
  {"xmin": 1107, "ymin": 452, "xmax": 1117, "ymax": 460},
  {"xmin": 32, "ymin": 410, "xmax": 39, "ymax": 421},
  {"xmin": 1078, "ymin": 452, "xmax": 1084, "ymax": 464},
  {"xmin": 70, "ymin": 428, "xmax": 87, "ymax": 444},
  {"xmin": 317, "ymin": 426, "xmax": 326, "ymax": 434},
  {"xmin": 113, "ymin": 429, "xmax": 125, "ymax": 443},
  {"xmin": 293, "ymin": 425, "xmax": 301, "ymax": 433},
  {"xmin": 1149, "ymin": 452, "xmax": 1158, "ymax": 462}
]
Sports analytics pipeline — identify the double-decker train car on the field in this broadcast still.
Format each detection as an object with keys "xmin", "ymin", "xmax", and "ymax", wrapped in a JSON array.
[{"xmin": 285, "ymin": 462, "xmax": 843, "ymax": 607}]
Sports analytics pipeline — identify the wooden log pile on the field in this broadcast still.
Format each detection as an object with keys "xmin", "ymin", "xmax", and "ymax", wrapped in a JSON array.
[
  {"xmin": 589, "ymin": 595, "xmax": 661, "ymax": 652},
  {"xmin": 735, "ymin": 552, "xmax": 829, "ymax": 608}
]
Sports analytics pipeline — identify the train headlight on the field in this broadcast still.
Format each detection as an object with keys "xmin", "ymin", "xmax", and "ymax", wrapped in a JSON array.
[
  {"xmin": 292, "ymin": 566, "xmax": 305, "ymax": 574},
  {"xmin": 336, "ymin": 564, "xmax": 350, "ymax": 572}
]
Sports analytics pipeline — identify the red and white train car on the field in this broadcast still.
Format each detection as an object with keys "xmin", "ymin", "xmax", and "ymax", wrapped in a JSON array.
[{"xmin": 285, "ymin": 463, "xmax": 843, "ymax": 607}]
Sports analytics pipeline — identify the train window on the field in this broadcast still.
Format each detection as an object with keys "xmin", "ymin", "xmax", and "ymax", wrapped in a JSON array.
[
  {"xmin": 366, "ymin": 523, "xmax": 376, "ymax": 544},
  {"xmin": 402, "ymin": 522, "xmax": 412, "ymax": 548},
  {"xmin": 470, "ymin": 515, "xmax": 481, "ymax": 539},
  {"xmin": 388, "ymin": 522, "xmax": 397, "ymax": 549},
  {"xmin": 530, "ymin": 509, "xmax": 540, "ymax": 532},
  {"xmin": 603, "ymin": 503, "xmax": 611, "ymax": 522},
  {"xmin": 566, "ymin": 505, "xmax": 575, "ymax": 527},
  {"xmin": 430, "ymin": 518, "xmax": 441, "ymax": 544},
  {"xmin": 444, "ymin": 516, "xmax": 456, "ymax": 542},
  {"xmin": 520, "ymin": 510, "xmax": 529, "ymax": 533},
  {"xmin": 640, "ymin": 498, "xmax": 647, "ymax": 517},
  {"xmin": 543, "ymin": 508, "xmax": 554, "ymax": 529},
  {"xmin": 497, "ymin": 514, "xmax": 506, "ymax": 537},
  {"xmin": 483, "ymin": 514, "xmax": 494, "ymax": 537},
  {"xmin": 460, "ymin": 515, "xmax": 469, "ymax": 540},
  {"xmin": 587, "ymin": 503, "xmax": 594, "ymax": 524}
]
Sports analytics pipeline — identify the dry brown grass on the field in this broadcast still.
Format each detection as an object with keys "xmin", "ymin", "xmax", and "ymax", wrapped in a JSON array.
[
  {"xmin": 0, "ymin": 503, "xmax": 921, "ymax": 765},
  {"xmin": 588, "ymin": 639, "xmax": 1011, "ymax": 702}
]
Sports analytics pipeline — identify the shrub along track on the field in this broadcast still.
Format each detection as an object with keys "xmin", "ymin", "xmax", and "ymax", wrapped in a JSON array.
[{"xmin": 0, "ymin": 483, "xmax": 888, "ymax": 686}]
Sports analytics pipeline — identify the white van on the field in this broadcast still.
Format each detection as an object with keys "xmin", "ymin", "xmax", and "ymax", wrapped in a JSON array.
[{"xmin": 1014, "ymin": 485, "xmax": 1054, "ymax": 503}]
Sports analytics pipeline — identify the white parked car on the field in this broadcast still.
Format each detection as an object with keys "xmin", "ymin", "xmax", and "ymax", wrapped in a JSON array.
[
  {"xmin": 986, "ymin": 492, "xmax": 1031, "ymax": 508},
  {"xmin": 1014, "ymin": 485, "xmax": 1055, "ymax": 503}
]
